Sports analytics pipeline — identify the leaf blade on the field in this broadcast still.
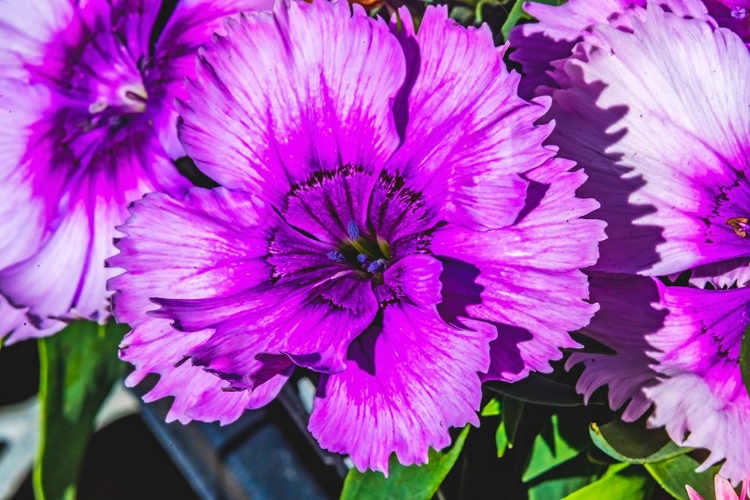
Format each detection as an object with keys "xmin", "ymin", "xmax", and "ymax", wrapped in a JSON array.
[
  {"xmin": 33, "ymin": 320, "xmax": 128, "ymax": 500},
  {"xmin": 340, "ymin": 426, "xmax": 470, "ymax": 500}
]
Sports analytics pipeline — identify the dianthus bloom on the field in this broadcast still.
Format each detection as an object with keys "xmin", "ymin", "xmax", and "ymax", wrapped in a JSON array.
[
  {"xmin": 687, "ymin": 473, "xmax": 750, "ymax": 500},
  {"xmin": 109, "ymin": 0, "xmax": 604, "ymax": 473},
  {"xmin": 0, "ymin": 0, "xmax": 270, "ymax": 344},
  {"xmin": 510, "ymin": 0, "xmax": 750, "ymax": 483}
]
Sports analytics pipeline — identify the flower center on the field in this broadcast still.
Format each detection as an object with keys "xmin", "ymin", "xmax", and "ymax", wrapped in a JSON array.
[{"xmin": 327, "ymin": 221, "xmax": 392, "ymax": 276}]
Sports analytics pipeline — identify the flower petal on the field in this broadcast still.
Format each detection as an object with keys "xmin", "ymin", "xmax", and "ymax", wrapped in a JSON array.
[
  {"xmin": 178, "ymin": 0, "xmax": 405, "ymax": 202},
  {"xmin": 509, "ymin": 0, "xmax": 713, "ymax": 97},
  {"xmin": 715, "ymin": 474, "xmax": 741, "ymax": 500},
  {"xmin": 549, "ymin": 5, "xmax": 750, "ymax": 275},
  {"xmin": 386, "ymin": 7, "xmax": 552, "ymax": 230},
  {"xmin": 432, "ymin": 158, "xmax": 603, "ymax": 381},
  {"xmin": 646, "ymin": 285, "xmax": 750, "ymax": 483},
  {"xmin": 566, "ymin": 274, "xmax": 664, "ymax": 421},
  {"xmin": 146, "ymin": 0, "xmax": 274, "ymax": 158},
  {"xmin": 686, "ymin": 258, "xmax": 750, "ymax": 289},
  {"xmin": 309, "ymin": 301, "xmax": 493, "ymax": 475},
  {"xmin": 111, "ymin": 188, "xmax": 291, "ymax": 422},
  {"xmin": 509, "ymin": 0, "xmax": 638, "ymax": 98},
  {"xmin": 0, "ymin": 0, "xmax": 74, "ymax": 78},
  {"xmin": 160, "ymin": 270, "xmax": 379, "ymax": 379}
]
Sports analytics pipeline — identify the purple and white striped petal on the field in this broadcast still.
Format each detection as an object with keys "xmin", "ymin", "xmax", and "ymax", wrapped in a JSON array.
[
  {"xmin": 508, "ymin": 0, "xmax": 713, "ymax": 98},
  {"xmin": 178, "ymin": 0, "xmax": 405, "ymax": 203},
  {"xmin": 309, "ymin": 255, "xmax": 493, "ymax": 474},
  {"xmin": 110, "ymin": 188, "xmax": 288, "ymax": 422},
  {"xmin": 384, "ymin": 7, "xmax": 539, "ymax": 230},
  {"xmin": 647, "ymin": 285, "xmax": 750, "ymax": 483},
  {"xmin": 549, "ymin": 4, "xmax": 750, "ymax": 276},
  {"xmin": 566, "ymin": 274, "xmax": 663, "ymax": 421},
  {"xmin": 0, "ymin": 0, "xmax": 267, "ymax": 341},
  {"xmin": 432, "ymin": 157, "xmax": 604, "ymax": 382}
]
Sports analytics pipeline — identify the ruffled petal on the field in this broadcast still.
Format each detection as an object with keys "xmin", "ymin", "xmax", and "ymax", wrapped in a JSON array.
[
  {"xmin": 508, "ymin": 0, "xmax": 712, "ymax": 98},
  {"xmin": 686, "ymin": 258, "xmax": 750, "ymax": 289},
  {"xmin": 566, "ymin": 274, "xmax": 663, "ymax": 421},
  {"xmin": 385, "ymin": 7, "xmax": 553, "ymax": 230},
  {"xmin": 178, "ymin": 0, "xmax": 405, "ymax": 202},
  {"xmin": 309, "ymin": 259, "xmax": 493, "ymax": 474},
  {"xmin": 508, "ymin": 0, "xmax": 637, "ymax": 98},
  {"xmin": 646, "ymin": 285, "xmax": 750, "ymax": 483},
  {"xmin": 0, "ymin": 295, "xmax": 63, "ymax": 345},
  {"xmin": 432, "ymin": 158, "xmax": 604, "ymax": 381},
  {"xmin": 169, "ymin": 272, "xmax": 379, "ymax": 381},
  {"xmin": 111, "ymin": 188, "xmax": 292, "ymax": 423},
  {"xmin": 549, "ymin": 5, "xmax": 750, "ymax": 275},
  {"xmin": 0, "ymin": 100, "xmax": 187, "ymax": 337},
  {"xmin": 146, "ymin": 0, "xmax": 274, "ymax": 158}
]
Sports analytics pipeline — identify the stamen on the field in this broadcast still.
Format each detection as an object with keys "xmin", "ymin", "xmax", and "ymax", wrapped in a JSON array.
[
  {"xmin": 88, "ymin": 100, "xmax": 108, "ymax": 114},
  {"xmin": 732, "ymin": 6, "xmax": 747, "ymax": 19},
  {"xmin": 347, "ymin": 220, "xmax": 360, "ymax": 240},
  {"xmin": 124, "ymin": 90, "xmax": 148, "ymax": 104},
  {"xmin": 727, "ymin": 217, "xmax": 750, "ymax": 238},
  {"xmin": 356, "ymin": 254, "xmax": 367, "ymax": 263},
  {"xmin": 327, "ymin": 250, "xmax": 346, "ymax": 262},
  {"xmin": 367, "ymin": 259, "xmax": 385, "ymax": 273}
]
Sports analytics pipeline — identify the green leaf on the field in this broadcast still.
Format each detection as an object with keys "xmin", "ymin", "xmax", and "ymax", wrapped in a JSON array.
[
  {"xmin": 645, "ymin": 454, "xmax": 721, "ymax": 500},
  {"xmin": 523, "ymin": 415, "xmax": 586, "ymax": 482},
  {"xmin": 481, "ymin": 397, "xmax": 501, "ymax": 417},
  {"xmin": 485, "ymin": 374, "xmax": 585, "ymax": 407},
  {"xmin": 496, "ymin": 420, "xmax": 509, "ymax": 458},
  {"xmin": 740, "ymin": 321, "xmax": 750, "ymax": 398},
  {"xmin": 502, "ymin": 395, "xmax": 525, "ymax": 448},
  {"xmin": 500, "ymin": 0, "xmax": 565, "ymax": 41},
  {"xmin": 33, "ymin": 320, "xmax": 129, "ymax": 500},
  {"xmin": 590, "ymin": 420, "xmax": 689, "ymax": 464},
  {"xmin": 562, "ymin": 464, "xmax": 654, "ymax": 500},
  {"xmin": 340, "ymin": 426, "xmax": 470, "ymax": 500},
  {"xmin": 526, "ymin": 450, "xmax": 604, "ymax": 498},
  {"xmin": 529, "ymin": 476, "xmax": 595, "ymax": 500}
]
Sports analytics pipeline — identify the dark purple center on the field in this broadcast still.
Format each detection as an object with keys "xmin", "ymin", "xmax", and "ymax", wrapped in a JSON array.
[{"xmin": 266, "ymin": 165, "xmax": 437, "ymax": 305}]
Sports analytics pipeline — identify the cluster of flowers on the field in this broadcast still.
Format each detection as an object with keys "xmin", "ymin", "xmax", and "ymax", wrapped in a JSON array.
[{"xmin": 0, "ymin": 0, "xmax": 748, "ymax": 485}]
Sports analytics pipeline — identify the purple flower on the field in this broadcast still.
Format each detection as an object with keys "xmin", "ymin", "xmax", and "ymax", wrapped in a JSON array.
[
  {"xmin": 0, "ymin": 0, "xmax": 271, "ymax": 344},
  {"xmin": 515, "ymin": 1, "xmax": 750, "ymax": 482},
  {"xmin": 108, "ymin": 0, "xmax": 604, "ymax": 474}
]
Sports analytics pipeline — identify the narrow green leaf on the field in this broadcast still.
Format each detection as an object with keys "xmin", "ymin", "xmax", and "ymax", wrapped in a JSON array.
[
  {"xmin": 340, "ymin": 426, "xmax": 470, "ymax": 500},
  {"xmin": 502, "ymin": 396, "xmax": 525, "ymax": 448},
  {"xmin": 481, "ymin": 397, "xmax": 501, "ymax": 417},
  {"xmin": 523, "ymin": 415, "xmax": 586, "ymax": 482},
  {"xmin": 500, "ymin": 0, "xmax": 531, "ymax": 40},
  {"xmin": 740, "ymin": 321, "xmax": 750, "ymax": 398},
  {"xmin": 496, "ymin": 420, "xmax": 509, "ymax": 458},
  {"xmin": 33, "ymin": 320, "xmax": 128, "ymax": 500},
  {"xmin": 645, "ymin": 454, "xmax": 721, "ymax": 500},
  {"xmin": 485, "ymin": 374, "xmax": 585, "ymax": 407},
  {"xmin": 589, "ymin": 420, "xmax": 689, "ymax": 464},
  {"xmin": 562, "ymin": 464, "xmax": 654, "ymax": 500}
]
